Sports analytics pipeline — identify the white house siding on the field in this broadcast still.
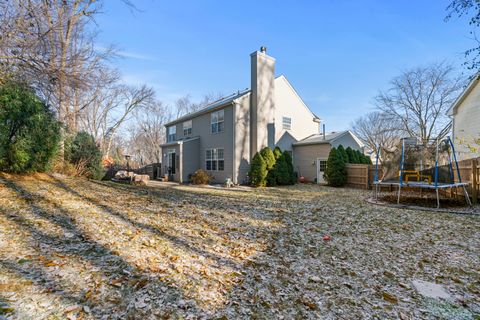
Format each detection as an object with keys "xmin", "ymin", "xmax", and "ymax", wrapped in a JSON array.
[
  {"xmin": 452, "ymin": 81, "xmax": 480, "ymax": 160},
  {"xmin": 293, "ymin": 144, "xmax": 331, "ymax": 182},
  {"xmin": 273, "ymin": 76, "xmax": 319, "ymax": 151}
]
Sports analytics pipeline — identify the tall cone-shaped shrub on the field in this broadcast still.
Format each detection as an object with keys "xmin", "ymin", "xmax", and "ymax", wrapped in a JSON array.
[
  {"xmin": 249, "ymin": 152, "xmax": 267, "ymax": 187},
  {"xmin": 325, "ymin": 147, "xmax": 347, "ymax": 187}
]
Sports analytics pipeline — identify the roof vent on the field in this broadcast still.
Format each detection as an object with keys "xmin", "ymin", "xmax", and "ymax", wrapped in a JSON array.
[{"xmin": 260, "ymin": 46, "xmax": 267, "ymax": 53}]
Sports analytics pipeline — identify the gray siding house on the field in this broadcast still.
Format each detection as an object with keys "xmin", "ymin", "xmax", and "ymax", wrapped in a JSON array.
[{"xmin": 160, "ymin": 47, "xmax": 363, "ymax": 184}]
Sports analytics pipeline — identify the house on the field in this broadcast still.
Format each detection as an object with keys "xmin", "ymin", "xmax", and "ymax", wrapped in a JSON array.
[
  {"xmin": 447, "ymin": 75, "xmax": 480, "ymax": 160},
  {"xmin": 293, "ymin": 131, "xmax": 364, "ymax": 183},
  {"xmin": 160, "ymin": 47, "xmax": 362, "ymax": 184}
]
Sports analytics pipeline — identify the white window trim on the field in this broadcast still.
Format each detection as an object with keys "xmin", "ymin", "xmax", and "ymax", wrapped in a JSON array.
[
  {"xmin": 282, "ymin": 116, "xmax": 292, "ymax": 130},
  {"xmin": 205, "ymin": 148, "xmax": 224, "ymax": 171},
  {"xmin": 183, "ymin": 120, "xmax": 192, "ymax": 136},
  {"xmin": 211, "ymin": 110, "xmax": 225, "ymax": 133},
  {"xmin": 167, "ymin": 126, "xmax": 176, "ymax": 142}
]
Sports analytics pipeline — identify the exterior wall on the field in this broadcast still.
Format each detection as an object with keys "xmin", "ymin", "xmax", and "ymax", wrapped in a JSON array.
[
  {"xmin": 250, "ymin": 50, "xmax": 275, "ymax": 157},
  {"xmin": 274, "ymin": 76, "xmax": 319, "ymax": 151},
  {"xmin": 234, "ymin": 94, "xmax": 251, "ymax": 184},
  {"xmin": 293, "ymin": 144, "xmax": 331, "ymax": 182},
  {"xmin": 330, "ymin": 133, "xmax": 363, "ymax": 151},
  {"xmin": 161, "ymin": 144, "xmax": 181, "ymax": 182},
  {"xmin": 182, "ymin": 139, "xmax": 200, "ymax": 182},
  {"xmin": 452, "ymin": 81, "xmax": 480, "ymax": 160},
  {"xmin": 197, "ymin": 105, "xmax": 234, "ymax": 183}
]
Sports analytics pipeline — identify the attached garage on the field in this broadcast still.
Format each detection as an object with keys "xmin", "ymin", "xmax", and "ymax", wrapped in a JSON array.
[{"xmin": 292, "ymin": 131, "xmax": 364, "ymax": 183}]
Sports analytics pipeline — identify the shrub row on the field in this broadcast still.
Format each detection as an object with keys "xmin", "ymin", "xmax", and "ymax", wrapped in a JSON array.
[{"xmin": 249, "ymin": 147, "xmax": 295, "ymax": 187}]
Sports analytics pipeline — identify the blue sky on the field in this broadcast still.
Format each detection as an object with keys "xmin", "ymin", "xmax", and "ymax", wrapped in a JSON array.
[{"xmin": 97, "ymin": 0, "xmax": 473, "ymax": 131}]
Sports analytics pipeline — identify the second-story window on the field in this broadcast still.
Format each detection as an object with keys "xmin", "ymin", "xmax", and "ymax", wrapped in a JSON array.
[
  {"xmin": 282, "ymin": 116, "xmax": 292, "ymax": 130},
  {"xmin": 167, "ymin": 126, "xmax": 176, "ymax": 142},
  {"xmin": 211, "ymin": 109, "xmax": 224, "ymax": 133},
  {"xmin": 183, "ymin": 120, "xmax": 192, "ymax": 136}
]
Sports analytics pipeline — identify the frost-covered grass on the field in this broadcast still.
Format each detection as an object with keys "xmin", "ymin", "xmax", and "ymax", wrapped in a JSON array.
[{"xmin": 0, "ymin": 173, "xmax": 478, "ymax": 319}]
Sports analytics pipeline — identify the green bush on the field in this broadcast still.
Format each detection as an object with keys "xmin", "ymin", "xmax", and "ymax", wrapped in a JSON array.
[
  {"xmin": 260, "ymin": 147, "xmax": 276, "ymax": 170},
  {"xmin": 249, "ymin": 152, "xmax": 267, "ymax": 187},
  {"xmin": 346, "ymin": 147, "xmax": 355, "ymax": 163},
  {"xmin": 273, "ymin": 146, "xmax": 282, "ymax": 160},
  {"xmin": 190, "ymin": 169, "xmax": 211, "ymax": 184},
  {"xmin": 274, "ymin": 153, "xmax": 291, "ymax": 185},
  {"xmin": 337, "ymin": 145, "xmax": 349, "ymax": 163},
  {"xmin": 266, "ymin": 169, "xmax": 277, "ymax": 187},
  {"xmin": 325, "ymin": 147, "xmax": 347, "ymax": 187},
  {"xmin": 65, "ymin": 132, "xmax": 103, "ymax": 179},
  {"xmin": 283, "ymin": 151, "xmax": 296, "ymax": 184},
  {"xmin": 0, "ymin": 81, "xmax": 61, "ymax": 173}
]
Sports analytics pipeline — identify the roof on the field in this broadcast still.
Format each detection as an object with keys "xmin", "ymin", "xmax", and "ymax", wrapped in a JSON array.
[
  {"xmin": 447, "ymin": 74, "xmax": 480, "ymax": 116},
  {"xmin": 160, "ymin": 135, "xmax": 200, "ymax": 147},
  {"xmin": 164, "ymin": 90, "xmax": 250, "ymax": 127},
  {"xmin": 293, "ymin": 130, "xmax": 364, "ymax": 147},
  {"xmin": 164, "ymin": 75, "xmax": 321, "ymax": 127}
]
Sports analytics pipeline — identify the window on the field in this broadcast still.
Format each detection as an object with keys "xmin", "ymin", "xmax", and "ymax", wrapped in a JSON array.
[
  {"xmin": 167, "ymin": 126, "xmax": 176, "ymax": 142},
  {"xmin": 282, "ymin": 116, "xmax": 292, "ymax": 130},
  {"xmin": 183, "ymin": 120, "xmax": 192, "ymax": 136},
  {"xmin": 206, "ymin": 148, "xmax": 224, "ymax": 171},
  {"xmin": 211, "ymin": 110, "xmax": 224, "ymax": 133},
  {"xmin": 318, "ymin": 160, "xmax": 327, "ymax": 172}
]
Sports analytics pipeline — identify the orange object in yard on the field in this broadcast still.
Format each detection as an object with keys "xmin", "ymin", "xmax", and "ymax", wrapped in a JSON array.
[
  {"xmin": 299, "ymin": 176, "xmax": 306, "ymax": 183},
  {"xmin": 322, "ymin": 235, "xmax": 331, "ymax": 241}
]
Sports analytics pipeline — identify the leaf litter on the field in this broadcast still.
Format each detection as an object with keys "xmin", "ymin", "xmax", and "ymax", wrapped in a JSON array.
[{"xmin": 0, "ymin": 173, "xmax": 478, "ymax": 319}]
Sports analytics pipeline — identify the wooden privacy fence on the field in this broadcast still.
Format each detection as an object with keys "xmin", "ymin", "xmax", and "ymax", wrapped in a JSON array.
[
  {"xmin": 133, "ymin": 163, "xmax": 162, "ymax": 179},
  {"xmin": 345, "ymin": 158, "xmax": 479, "ymax": 204}
]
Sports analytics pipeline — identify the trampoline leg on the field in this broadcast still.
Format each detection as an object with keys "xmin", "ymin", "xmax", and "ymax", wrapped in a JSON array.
[
  {"xmin": 436, "ymin": 188, "xmax": 440, "ymax": 208},
  {"xmin": 462, "ymin": 185, "xmax": 472, "ymax": 206},
  {"xmin": 397, "ymin": 185, "xmax": 401, "ymax": 204}
]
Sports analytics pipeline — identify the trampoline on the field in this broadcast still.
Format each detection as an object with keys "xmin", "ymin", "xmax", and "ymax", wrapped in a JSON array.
[{"xmin": 373, "ymin": 137, "xmax": 471, "ymax": 208}]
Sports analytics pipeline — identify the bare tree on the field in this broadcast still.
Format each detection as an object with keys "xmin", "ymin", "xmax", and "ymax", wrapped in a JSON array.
[
  {"xmin": 375, "ymin": 63, "xmax": 465, "ymax": 146},
  {"xmin": 174, "ymin": 92, "xmax": 223, "ymax": 118},
  {"xmin": 445, "ymin": 0, "xmax": 480, "ymax": 71},
  {"xmin": 127, "ymin": 101, "xmax": 173, "ymax": 164},
  {"xmin": 352, "ymin": 111, "xmax": 403, "ymax": 155},
  {"xmin": 79, "ymin": 84, "xmax": 155, "ymax": 157}
]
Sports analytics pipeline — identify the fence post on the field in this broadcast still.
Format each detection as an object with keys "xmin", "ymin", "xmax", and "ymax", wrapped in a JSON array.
[{"xmin": 473, "ymin": 158, "xmax": 478, "ymax": 205}]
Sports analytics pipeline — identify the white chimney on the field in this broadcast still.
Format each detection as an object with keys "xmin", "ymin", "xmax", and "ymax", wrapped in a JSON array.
[{"xmin": 250, "ymin": 46, "xmax": 275, "ymax": 158}]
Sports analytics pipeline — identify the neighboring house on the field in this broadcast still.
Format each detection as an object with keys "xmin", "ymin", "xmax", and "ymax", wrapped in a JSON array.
[
  {"xmin": 447, "ymin": 75, "xmax": 480, "ymax": 160},
  {"xmin": 160, "ymin": 47, "xmax": 361, "ymax": 184},
  {"xmin": 293, "ymin": 131, "xmax": 364, "ymax": 183}
]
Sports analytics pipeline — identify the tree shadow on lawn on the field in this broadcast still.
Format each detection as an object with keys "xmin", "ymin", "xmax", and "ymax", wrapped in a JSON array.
[
  {"xmin": 0, "ymin": 174, "xmax": 288, "ymax": 317},
  {"xmin": 0, "ymin": 179, "xmax": 204, "ymax": 319}
]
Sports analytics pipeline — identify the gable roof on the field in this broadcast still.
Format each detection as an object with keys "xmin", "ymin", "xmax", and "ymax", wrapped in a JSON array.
[
  {"xmin": 164, "ymin": 75, "xmax": 320, "ymax": 127},
  {"xmin": 293, "ymin": 130, "xmax": 364, "ymax": 147},
  {"xmin": 164, "ymin": 89, "xmax": 251, "ymax": 127},
  {"xmin": 275, "ymin": 75, "xmax": 321, "ymax": 122},
  {"xmin": 447, "ymin": 74, "xmax": 480, "ymax": 116}
]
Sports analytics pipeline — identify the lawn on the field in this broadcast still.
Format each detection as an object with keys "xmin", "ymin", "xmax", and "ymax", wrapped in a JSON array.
[{"xmin": 0, "ymin": 173, "xmax": 479, "ymax": 319}]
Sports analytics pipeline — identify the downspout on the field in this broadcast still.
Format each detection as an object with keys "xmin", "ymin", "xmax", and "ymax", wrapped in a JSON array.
[
  {"xmin": 232, "ymin": 102, "xmax": 237, "ymax": 184},
  {"xmin": 179, "ymin": 142, "xmax": 183, "ymax": 183}
]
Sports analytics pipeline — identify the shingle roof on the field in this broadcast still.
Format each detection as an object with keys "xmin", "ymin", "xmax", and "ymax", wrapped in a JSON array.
[
  {"xmin": 164, "ymin": 89, "xmax": 250, "ymax": 127},
  {"xmin": 293, "ymin": 130, "xmax": 364, "ymax": 147}
]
